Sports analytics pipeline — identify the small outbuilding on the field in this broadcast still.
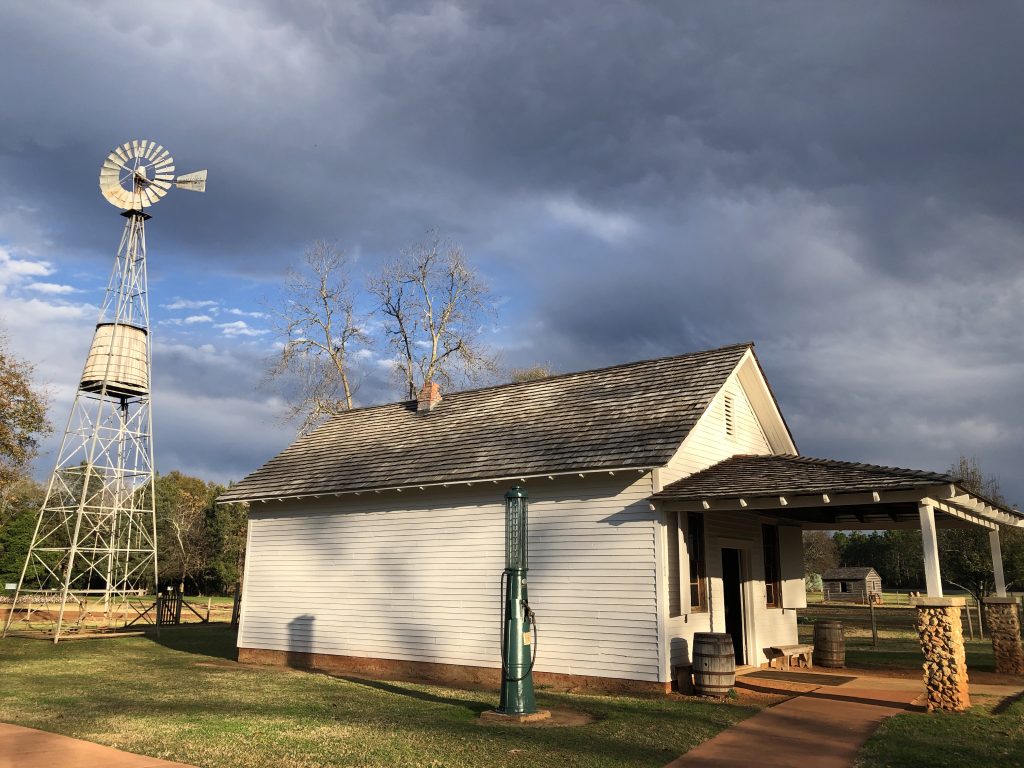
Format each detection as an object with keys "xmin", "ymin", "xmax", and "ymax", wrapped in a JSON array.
[{"xmin": 822, "ymin": 566, "xmax": 882, "ymax": 604}]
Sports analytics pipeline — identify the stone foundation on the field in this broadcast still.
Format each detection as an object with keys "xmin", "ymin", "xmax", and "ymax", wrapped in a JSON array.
[
  {"xmin": 915, "ymin": 598, "xmax": 970, "ymax": 712},
  {"xmin": 238, "ymin": 647, "xmax": 671, "ymax": 696},
  {"xmin": 983, "ymin": 597, "xmax": 1024, "ymax": 676}
]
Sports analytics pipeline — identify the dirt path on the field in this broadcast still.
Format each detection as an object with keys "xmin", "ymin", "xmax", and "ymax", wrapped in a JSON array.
[
  {"xmin": 0, "ymin": 723, "xmax": 195, "ymax": 768},
  {"xmin": 666, "ymin": 672, "xmax": 923, "ymax": 768}
]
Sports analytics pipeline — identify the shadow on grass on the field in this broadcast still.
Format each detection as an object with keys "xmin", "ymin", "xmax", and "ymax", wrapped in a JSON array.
[
  {"xmin": 336, "ymin": 674, "xmax": 492, "ymax": 714},
  {"xmin": 992, "ymin": 689, "xmax": 1024, "ymax": 715},
  {"xmin": 145, "ymin": 624, "xmax": 238, "ymax": 661}
]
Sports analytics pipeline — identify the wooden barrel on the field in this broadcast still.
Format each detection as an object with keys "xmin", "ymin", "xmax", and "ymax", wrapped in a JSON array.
[
  {"xmin": 692, "ymin": 632, "xmax": 736, "ymax": 697},
  {"xmin": 814, "ymin": 620, "xmax": 845, "ymax": 668}
]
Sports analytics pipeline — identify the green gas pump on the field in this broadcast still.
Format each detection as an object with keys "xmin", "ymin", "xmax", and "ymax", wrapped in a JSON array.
[{"xmin": 498, "ymin": 486, "xmax": 538, "ymax": 715}]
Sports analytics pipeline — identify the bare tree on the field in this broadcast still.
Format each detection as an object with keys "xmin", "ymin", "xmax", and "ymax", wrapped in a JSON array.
[
  {"xmin": 509, "ymin": 364, "xmax": 555, "ymax": 383},
  {"xmin": 370, "ymin": 233, "xmax": 497, "ymax": 399},
  {"xmin": 266, "ymin": 241, "xmax": 369, "ymax": 432}
]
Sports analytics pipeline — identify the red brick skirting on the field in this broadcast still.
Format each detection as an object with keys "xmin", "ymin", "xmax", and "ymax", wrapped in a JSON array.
[{"xmin": 237, "ymin": 647, "xmax": 671, "ymax": 695}]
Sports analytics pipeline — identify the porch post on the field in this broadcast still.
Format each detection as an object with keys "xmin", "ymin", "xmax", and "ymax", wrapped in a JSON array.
[
  {"xmin": 919, "ymin": 501, "xmax": 943, "ymax": 598},
  {"xmin": 990, "ymin": 529, "xmax": 1007, "ymax": 598}
]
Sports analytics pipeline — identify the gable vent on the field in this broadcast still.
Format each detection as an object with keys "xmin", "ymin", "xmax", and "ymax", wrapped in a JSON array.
[{"xmin": 724, "ymin": 393, "xmax": 735, "ymax": 437}]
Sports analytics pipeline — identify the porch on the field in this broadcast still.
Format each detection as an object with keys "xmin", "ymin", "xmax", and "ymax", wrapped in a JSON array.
[{"xmin": 651, "ymin": 454, "xmax": 1023, "ymax": 598}]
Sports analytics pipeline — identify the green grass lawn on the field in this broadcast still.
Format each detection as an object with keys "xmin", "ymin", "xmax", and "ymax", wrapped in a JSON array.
[
  {"xmin": 797, "ymin": 605, "xmax": 1023, "ymax": 767},
  {"xmin": 857, "ymin": 696, "xmax": 1024, "ymax": 768},
  {"xmin": 797, "ymin": 603, "xmax": 997, "ymax": 673},
  {"xmin": 0, "ymin": 626, "xmax": 765, "ymax": 768}
]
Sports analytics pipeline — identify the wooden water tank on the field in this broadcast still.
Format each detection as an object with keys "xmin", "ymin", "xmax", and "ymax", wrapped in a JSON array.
[
  {"xmin": 813, "ymin": 620, "xmax": 845, "ymax": 668},
  {"xmin": 692, "ymin": 632, "xmax": 736, "ymax": 697},
  {"xmin": 80, "ymin": 323, "xmax": 149, "ymax": 397}
]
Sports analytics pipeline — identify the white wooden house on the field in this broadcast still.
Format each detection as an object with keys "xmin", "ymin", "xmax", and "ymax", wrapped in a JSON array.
[{"xmin": 221, "ymin": 342, "xmax": 1022, "ymax": 693}]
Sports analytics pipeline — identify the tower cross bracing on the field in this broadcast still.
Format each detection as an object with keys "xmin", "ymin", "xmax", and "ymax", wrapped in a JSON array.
[{"xmin": 3, "ymin": 140, "xmax": 206, "ymax": 641}]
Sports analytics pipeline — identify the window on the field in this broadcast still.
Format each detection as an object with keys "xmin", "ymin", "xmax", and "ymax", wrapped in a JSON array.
[
  {"xmin": 763, "ymin": 524, "xmax": 782, "ymax": 608},
  {"xmin": 667, "ymin": 513, "xmax": 681, "ymax": 617},
  {"xmin": 688, "ymin": 512, "xmax": 707, "ymax": 612},
  {"xmin": 723, "ymin": 393, "xmax": 735, "ymax": 438},
  {"xmin": 841, "ymin": 581, "xmax": 850, "ymax": 593}
]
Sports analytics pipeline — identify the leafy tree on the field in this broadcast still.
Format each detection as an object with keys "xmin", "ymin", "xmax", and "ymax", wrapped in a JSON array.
[
  {"xmin": 937, "ymin": 455, "xmax": 1019, "ymax": 597},
  {"xmin": 153, "ymin": 471, "xmax": 248, "ymax": 594},
  {"xmin": 831, "ymin": 530, "xmax": 923, "ymax": 589},
  {"xmin": 0, "ymin": 333, "xmax": 50, "ymax": 508},
  {"xmin": 207, "ymin": 496, "xmax": 248, "ymax": 592},
  {"xmin": 0, "ymin": 477, "xmax": 45, "ymax": 588},
  {"xmin": 802, "ymin": 530, "xmax": 837, "ymax": 577},
  {"xmin": 875, "ymin": 530, "xmax": 923, "ymax": 589},
  {"xmin": 370, "ymin": 232, "xmax": 497, "ymax": 399},
  {"xmin": 155, "ymin": 471, "xmax": 212, "ymax": 592}
]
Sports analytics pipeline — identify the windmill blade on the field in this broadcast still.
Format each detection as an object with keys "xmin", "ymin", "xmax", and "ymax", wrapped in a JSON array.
[{"xmin": 174, "ymin": 170, "xmax": 207, "ymax": 193}]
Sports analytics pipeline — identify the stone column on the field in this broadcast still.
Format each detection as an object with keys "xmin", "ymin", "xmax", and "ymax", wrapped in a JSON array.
[
  {"xmin": 914, "ymin": 597, "xmax": 970, "ymax": 712},
  {"xmin": 982, "ymin": 597, "xmax": 1024, "ymax": 676}
]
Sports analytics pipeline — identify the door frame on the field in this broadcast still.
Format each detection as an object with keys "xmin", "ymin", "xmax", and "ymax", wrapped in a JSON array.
[{"xmin": 717, "ymin": 537, "xmax": 757, "ymax": 667}]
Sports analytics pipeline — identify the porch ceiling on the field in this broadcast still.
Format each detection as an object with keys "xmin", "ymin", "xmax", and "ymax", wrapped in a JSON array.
[{"xmin": 651, "ymin": 454, "xmax": 1024, "ymax": 531}]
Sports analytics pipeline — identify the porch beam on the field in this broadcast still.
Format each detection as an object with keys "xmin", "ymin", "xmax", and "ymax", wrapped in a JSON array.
[
  {"xmin": 991, "ymin": 529, "xmax": 1007, "ymax": 597},
  {"xmin": 919, "ymin": 501, "xmax": 943, "ymax": 598},
  {"xmin": 668, "ymin": 486, "xmax": 946, "ymax": 512},
  {"xmin": 950, "ymin": 494, "xmax": 1021, "ymax": 526},
  {"xmin": 929, "ymin": 499, "xmax": 998, "ymax": 531}
]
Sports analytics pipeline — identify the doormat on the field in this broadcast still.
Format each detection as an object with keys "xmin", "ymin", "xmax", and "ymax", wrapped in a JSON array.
[{"xmin": 741, "ymin": 670, "xmax": 856, "ymax": 686}]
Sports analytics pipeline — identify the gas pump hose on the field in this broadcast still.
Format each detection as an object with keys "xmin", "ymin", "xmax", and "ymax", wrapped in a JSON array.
[{"xmin": 499, "ymin": 573, "xmax": 538, "ymax": 682}]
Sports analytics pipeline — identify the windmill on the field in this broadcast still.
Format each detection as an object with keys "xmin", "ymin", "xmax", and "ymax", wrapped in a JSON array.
[{"xmin": 3, "ymin": 141, "xmax": 207, "ymax": 642}]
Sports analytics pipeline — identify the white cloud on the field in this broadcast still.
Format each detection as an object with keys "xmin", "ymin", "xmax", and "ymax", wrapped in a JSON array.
[
  {"xmin": 218, "ymin": 320, "xmax": 267, "ymax": 337},
  {"xmin": 227, "ymin": 308, "xmax": 266, "ymax": 318},
  {"xmin": 545, "ymin": 196, "xmax": 640, "ymax": 244},
  {"xmin": 0, "ymin": 247, "xmax": 54, "ymax": 292},
  {"xmin": 162, "ymin": 298, "xmax": 219, "ymax": 311},
  {"xmin": 26, "ymin": 281, "xmax": 76, "ymax": 294},
  {"xmin": 184, "ymin": 314, "xmax": 213, "ymax": 324}
]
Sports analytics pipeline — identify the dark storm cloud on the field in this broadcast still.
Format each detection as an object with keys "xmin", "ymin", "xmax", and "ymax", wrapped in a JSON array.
[{"xmin": 1, "ymin": 2, "xmax": 1022, "ymax": 499}]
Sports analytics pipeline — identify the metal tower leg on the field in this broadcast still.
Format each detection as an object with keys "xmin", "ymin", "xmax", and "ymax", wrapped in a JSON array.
[{"xmin": 4, "ymin": 211, "xmax": 158, "ymax": 642}]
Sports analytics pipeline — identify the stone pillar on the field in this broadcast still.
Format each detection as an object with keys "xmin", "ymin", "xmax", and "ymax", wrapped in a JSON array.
[
  {"xmin": 914, "ymin": 597, "xmax": 970, "ymax": 712},
  {"xmin": 982, "ymin": 597, "xmax": 1024, "ymax": 676}
]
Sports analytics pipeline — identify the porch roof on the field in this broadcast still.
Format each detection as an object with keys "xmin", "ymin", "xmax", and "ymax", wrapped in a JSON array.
[{"xmin": 651, "ymin": 454, "xmax": 1023, "ymax": 530}]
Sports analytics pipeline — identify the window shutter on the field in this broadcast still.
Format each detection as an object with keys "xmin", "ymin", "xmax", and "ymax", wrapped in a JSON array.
[{"xmin": 778, "ymin": 525, "xmax": 807, "ymax": 609}]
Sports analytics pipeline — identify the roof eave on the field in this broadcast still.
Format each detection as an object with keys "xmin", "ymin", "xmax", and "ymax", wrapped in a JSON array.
[{"xmin": 217, "ymin": 464, "xmax": 657, "ymax": 506}]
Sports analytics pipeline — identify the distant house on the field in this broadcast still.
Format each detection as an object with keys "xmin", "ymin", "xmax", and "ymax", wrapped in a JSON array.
[
  {"xmin": 822, "ymin": 567, "xmax": 883, "ymax": 604},
  {"xmin": 221, "ymin": 342, "xmax": 1021, "ymax": 694}
]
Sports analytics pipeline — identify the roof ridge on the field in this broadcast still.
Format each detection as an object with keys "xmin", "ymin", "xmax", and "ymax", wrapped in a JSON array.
[
  {"xmin": 296, "ymin": 341, "xmax": 755, "ymax": 425},
  {"xmin": 782, "ymin": 455, "xmax": 952, "ymax": 480},
  {"xmin": 727, "ymin": 454, "xmax": 950, "ymax": 480},
  {"xmin": 433, "ymin": 341, "xmax": 754, "ymax": 401}
]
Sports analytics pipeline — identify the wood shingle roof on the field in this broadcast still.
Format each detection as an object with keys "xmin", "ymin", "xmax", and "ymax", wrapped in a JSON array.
[
  {"xmin": 219, "ymin": 343, "xmax": 753, "ymax": 502},
  {"xmin": 651, "ymin": 454, "xmax": 953, "ymax": 501}
]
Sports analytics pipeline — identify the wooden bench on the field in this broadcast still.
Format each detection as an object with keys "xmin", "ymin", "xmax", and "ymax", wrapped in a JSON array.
[{"xmin": 768, "ymin": 644, "xmax": 814, "ymax": 670}]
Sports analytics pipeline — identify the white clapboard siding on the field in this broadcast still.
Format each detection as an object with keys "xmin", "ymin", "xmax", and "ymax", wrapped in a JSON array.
[
  {"xmin": 240, "ymin": 473, "xmax": 663, "ymax": 682},
  {"xmin": 658, "ymin": 355, "xmax": 801, "ymax": 670},
  {"xmin": 660, "ymin": 362, "xmax": 773, "ymax": 487}
]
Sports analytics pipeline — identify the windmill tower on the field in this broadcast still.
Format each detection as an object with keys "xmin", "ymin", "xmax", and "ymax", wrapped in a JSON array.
[{"xmin": 3, "ymin": 140, "xmax": 207, "ymax": 642}]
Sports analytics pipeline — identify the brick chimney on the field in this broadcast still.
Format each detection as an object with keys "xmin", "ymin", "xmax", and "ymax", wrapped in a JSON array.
[{"xmin": 417, "ymin": 381, "xmax": 442, "ymax": 412}]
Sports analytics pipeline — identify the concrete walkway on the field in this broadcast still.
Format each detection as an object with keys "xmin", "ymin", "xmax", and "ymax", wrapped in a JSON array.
[
  {"xmin": 667, "ymin": 683, "xmax": 919, "ymax": 767},
  {"xmin": 0, "ymin": 723, "xmax": 194, "ymax": 768},
  {"xmin": 667, "ymin": 670, "xmax": 1024, "ymax": 768}
]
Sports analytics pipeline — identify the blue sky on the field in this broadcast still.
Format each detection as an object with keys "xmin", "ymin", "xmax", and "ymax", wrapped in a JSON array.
[{"xmin": 0, "ymin": 2, "xmax": 1021, "ymax": 503}]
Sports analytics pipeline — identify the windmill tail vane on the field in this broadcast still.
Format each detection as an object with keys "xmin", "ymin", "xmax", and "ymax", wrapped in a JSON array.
[{"xmin": 3, "ymin": 140, "xmax": 206, "ymax": 642}]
